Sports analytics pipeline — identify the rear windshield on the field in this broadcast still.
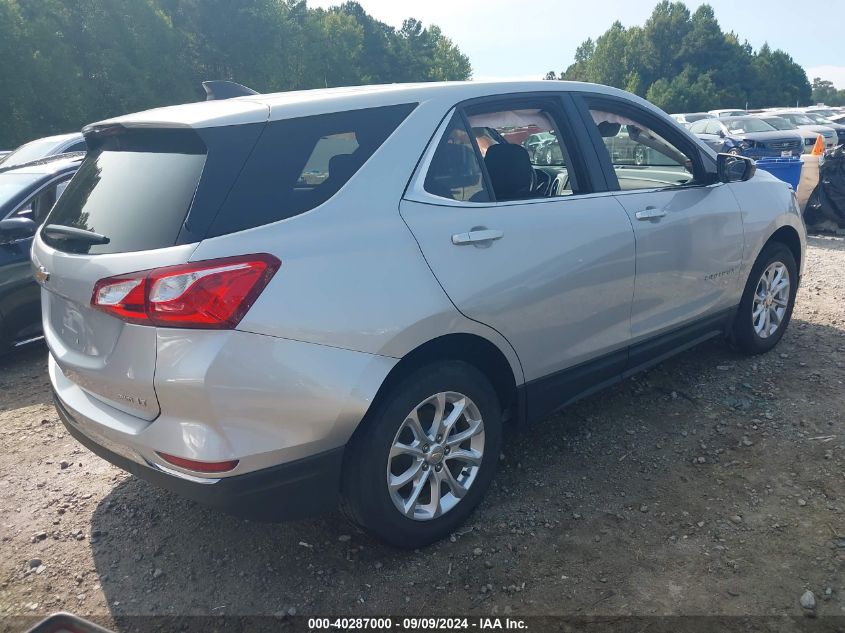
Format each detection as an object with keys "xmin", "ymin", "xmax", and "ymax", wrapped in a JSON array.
[
  {"xmin": 207, "ymin": 103, "xmax": 416, "ymax": 237},
  {"xmin": 41, "ymin": 129, "xmax": 206, "ymax": 254},
  {"xmin": 725, "ymin": 118, "xmax": 774, "ymax": 133},
  {"xmin": 1, "ymin": 139, "xmax": 62, "ymax": 168},
  {"xmin": 763, "ymin": 117, "xmax": 796, "ymax": 131}
]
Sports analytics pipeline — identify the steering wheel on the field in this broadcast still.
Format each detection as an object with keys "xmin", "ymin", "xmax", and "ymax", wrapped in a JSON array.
[
  {"xmin": 550, "ymin": 172, "xmax": 569, "ymax": 197},
  {"xmin": 532, "ymin": 169, "xmax": 551, "ymax": 196}
]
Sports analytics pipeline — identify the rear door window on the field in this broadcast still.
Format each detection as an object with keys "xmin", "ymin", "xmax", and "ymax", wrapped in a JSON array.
[{"xmin": 422, "ymin": 100, "xmax": 583, "ymax": 203}]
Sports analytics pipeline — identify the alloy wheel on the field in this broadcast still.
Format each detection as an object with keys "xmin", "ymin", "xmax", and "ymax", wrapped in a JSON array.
[
  {"xmin": 634, "ymin": 146, "xmax": 646, "ymax": 165},
  {"xmin": 752, "ymin": 261, "xmax": 790, "ymax": 339},
  {"xmin": 386, "ymin": 391, "xmax": 485, "ymax": 521}
]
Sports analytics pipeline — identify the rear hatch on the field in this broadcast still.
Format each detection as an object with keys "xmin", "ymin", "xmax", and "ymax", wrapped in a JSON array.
[{"xmin": 32, "ymin": 112, "xmax": 266, "ymax": 420}]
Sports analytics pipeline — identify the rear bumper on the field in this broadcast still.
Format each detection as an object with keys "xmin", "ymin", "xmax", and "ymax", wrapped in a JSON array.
[
  {"xmin": 55, "ymin": 393, "xmax": 344, "ymax": 521},
  {"xmin": 47, "ymin": 329, "xmax": 396, "ymax": 478}
]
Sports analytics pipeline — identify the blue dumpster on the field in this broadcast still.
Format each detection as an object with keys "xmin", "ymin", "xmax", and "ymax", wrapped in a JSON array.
[{"xmin": 755, "ymin": 157, "xmax": 803, "ymax": 190}]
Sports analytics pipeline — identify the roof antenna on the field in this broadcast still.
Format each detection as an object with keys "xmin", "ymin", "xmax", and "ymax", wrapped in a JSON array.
[{"xmin": 202, "ymin": 80, "xmax": 258, "ymax": 101}]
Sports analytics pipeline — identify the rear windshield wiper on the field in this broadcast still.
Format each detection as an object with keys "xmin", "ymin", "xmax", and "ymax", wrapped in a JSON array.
[{"xmin": 43, "ymin": 224, "xmax": 110, "ymax": 244}]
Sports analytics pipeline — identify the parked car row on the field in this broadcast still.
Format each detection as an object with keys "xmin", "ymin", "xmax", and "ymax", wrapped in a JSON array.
[
  {"xmin": 802, "ymin": 111, "xmax": 845, "ymax": 145},
  {"xmin": 672, "ymin": 105, "xmax": 845, "ymax": 159},
  {"xmin": 688, "ymin": 116, "xmax": 804, "ymax": 158}
]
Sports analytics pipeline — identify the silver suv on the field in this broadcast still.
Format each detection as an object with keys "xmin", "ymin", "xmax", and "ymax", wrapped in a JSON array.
[{"xmin": 32, "ymin": 82, "xmax": 805, "ymax": 548}]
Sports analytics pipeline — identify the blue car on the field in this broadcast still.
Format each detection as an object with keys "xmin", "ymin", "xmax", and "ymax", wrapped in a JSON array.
[
  {"xmin": 688, "ymin": 117, "xmax": 803, "ymax": 158},
  {"xmin": 0, "ymin": 153, "xmax": 83, "ymax": 352}
]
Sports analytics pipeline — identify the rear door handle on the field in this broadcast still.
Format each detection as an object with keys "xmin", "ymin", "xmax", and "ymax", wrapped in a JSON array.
[
  {"xmin": 635, "ymin": 206, "xmax": 667, "ymax": 221},
  {"xmin": 451, "ymin": 229, "xmax": 504, "ymax": 245}
]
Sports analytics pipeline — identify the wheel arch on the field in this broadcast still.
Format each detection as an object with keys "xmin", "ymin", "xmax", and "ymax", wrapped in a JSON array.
[
  {"xmin": 766, "ymin": 225, "xmax": 803, "ymax": 274},
  {"xmin": 360, "ymin": 333, "xmax": 521, "ymax": 437}
]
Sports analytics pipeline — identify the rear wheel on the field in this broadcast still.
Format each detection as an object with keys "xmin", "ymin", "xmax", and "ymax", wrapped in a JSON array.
[
  {"xmin": 732, "ymin": 242, "xmax": 798, "ymax": 354},
  {"xmin": 633, "ymin": 146, "xmax": 647, "ymax": 165},
  {"xmin": 342, "ymin": 362, "xmax": 502, "ymax": 548}
]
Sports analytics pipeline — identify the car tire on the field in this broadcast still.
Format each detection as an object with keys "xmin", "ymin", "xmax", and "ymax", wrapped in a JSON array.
[
  {"xmin": 731, "ymin": 242, "xmax": 798, "ymax": 354},
  {"xmin": 634, "ymin": 146, "xmax": 646, "ymax": 165},
  {"xmin": 341, "ymin": 361, "xmax": 502, "ymax": 548},
  {"xmin": 728, "ymin": 147, "xmax": 741, "ymax": 156}
]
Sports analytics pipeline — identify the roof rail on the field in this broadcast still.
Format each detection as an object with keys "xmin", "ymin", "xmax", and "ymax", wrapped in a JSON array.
[{"xmin": 202, "ymin": 80, "xmax": 259, "ymax": 101}]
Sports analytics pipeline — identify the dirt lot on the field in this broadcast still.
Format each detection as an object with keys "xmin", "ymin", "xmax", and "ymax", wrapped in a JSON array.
[{"xmin": 1, "ymin": 236, "xmax": 843, "ymax": 630}]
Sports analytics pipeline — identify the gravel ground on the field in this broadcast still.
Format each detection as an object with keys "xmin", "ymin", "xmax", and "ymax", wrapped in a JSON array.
[{"xmin": 0, "ymin": 236, "xmax": 843, "ymax": 630}]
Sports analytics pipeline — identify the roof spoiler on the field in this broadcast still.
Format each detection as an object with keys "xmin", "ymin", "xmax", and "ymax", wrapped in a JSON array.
[{"xmin": 202, "ymin": 80, "xmax": 259, "ymax": 101}]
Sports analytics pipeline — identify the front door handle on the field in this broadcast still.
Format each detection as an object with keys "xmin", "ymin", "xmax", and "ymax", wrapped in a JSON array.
[
  {"xmin": 635, "ymin": 206, "xmax": 667, "ymax": 221},
  {"xmin": 451, "ymin": 229, "xmax": 504, "ymax": 245}
]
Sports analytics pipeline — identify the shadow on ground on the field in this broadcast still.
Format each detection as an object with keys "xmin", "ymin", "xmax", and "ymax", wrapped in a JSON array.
[{"xmin": 0, "ymin": 342, "xmax": 51, "ymax": 413}]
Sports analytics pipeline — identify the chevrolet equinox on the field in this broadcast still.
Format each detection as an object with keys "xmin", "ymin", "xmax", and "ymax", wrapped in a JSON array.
[{"xmin": 32, "ymin": 81, "xmax": 805, "ymax": 547}]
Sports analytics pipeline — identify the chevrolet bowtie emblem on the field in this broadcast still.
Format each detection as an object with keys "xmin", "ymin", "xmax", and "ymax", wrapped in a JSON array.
[{"xmin": 35, "ymin": 266, "xmax": 50, "ymax": 284}]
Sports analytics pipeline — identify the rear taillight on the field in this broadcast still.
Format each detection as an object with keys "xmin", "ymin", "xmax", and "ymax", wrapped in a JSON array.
[{"xmin": 91, "ymin": 254, "xmax": 280, "ymax": 329}]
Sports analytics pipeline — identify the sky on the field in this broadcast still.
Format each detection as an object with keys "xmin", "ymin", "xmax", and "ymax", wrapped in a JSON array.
[{"xmin": 309, "ymin": 0, "xmax": 845, "ymax": 88}]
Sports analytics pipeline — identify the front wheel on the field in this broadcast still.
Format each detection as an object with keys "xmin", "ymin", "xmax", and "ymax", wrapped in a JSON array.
[
  {"xmin": 731, "ymin": 242, "xmax": 798, "ymax": 354},
  {"xmin": 341, "ymin": 362, "xmax": 502, "ymax": 548}
]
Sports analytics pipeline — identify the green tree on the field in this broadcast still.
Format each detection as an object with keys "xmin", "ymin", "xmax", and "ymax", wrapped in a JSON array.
[
  {"xmin": 0, "ymin": 0, "xmax": 472, "ymax": 148},
  {"xmin": 811, "ymin": 78, "xmax": 844, "ymax": 106},
  {"xmin": 561, "ymin": 38, "xmax": 594, "ymax": 81},
  {"xmin": 751, "ymin": 45, "xmax": 811, "ymax": 107},
  {"xmin": 586, "ymin": 21, "xmax": 633, "ymax": 89},
  {"xmin": 640, "ymin": 1, "xmax": 691, "ymax": 85},
  {"xmin": 558, "ymin": 2, "xmax": 811, "ymax": 113}
]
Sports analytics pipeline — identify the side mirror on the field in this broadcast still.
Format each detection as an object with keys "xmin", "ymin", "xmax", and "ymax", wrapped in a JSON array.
[
  {"xmin": 717, "ymin": 153, "xmax": 756, "ymax": 183},
  {"xmin": 717, "ymin": 129, "xmax": 726, "ymax": 138},
  {"xmin": 0, "ymin": 217, "xmax": 37, "ymax": 245}
]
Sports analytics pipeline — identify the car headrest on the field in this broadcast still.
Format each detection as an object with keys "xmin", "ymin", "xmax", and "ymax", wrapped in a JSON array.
[
  {"xmin": 484, "ymin": 143, "xmax": 534, "ymax": 200},
  {"xmin": 327, "ymin": 153, "xmax": 358, "ymax": 183},
  {"xmin": 597, "ymin": 121, "xmax": 621, "ymax": 137}
]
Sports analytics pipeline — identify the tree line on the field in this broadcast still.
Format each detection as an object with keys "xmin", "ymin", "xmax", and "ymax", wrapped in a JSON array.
[
  {"xmin": 811, "ymin": 78, "xmax": 845, "ymax": 107},
  {"xmin": 0, "ymin": 0, "xmax": 471, "ymax": 148},
  {"xmin": 547, "ymin": 1, "xmax": 816, "ymax": 114}
]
